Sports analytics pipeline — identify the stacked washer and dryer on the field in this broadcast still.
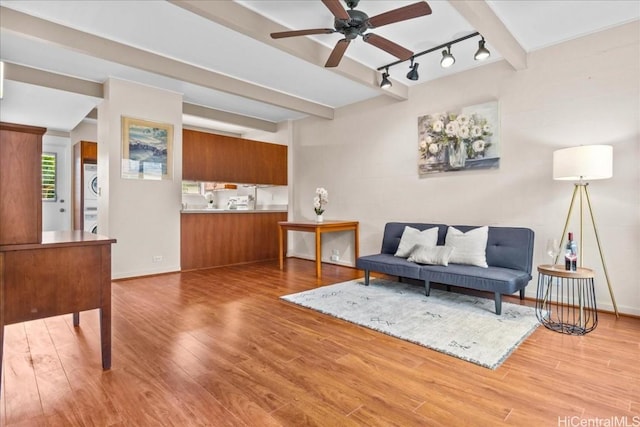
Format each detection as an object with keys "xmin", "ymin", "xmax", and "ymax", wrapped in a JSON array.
[{"xmin": 83, "ymin": 163, "xmax": 98, "ymax": 234}]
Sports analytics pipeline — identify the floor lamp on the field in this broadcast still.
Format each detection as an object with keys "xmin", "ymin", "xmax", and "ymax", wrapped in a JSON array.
[{"xmin": 553, "ymin": 144, "xmax": 619, "ymax": 317}]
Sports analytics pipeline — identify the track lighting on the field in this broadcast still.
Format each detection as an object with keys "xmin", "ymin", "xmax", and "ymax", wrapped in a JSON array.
[
  {"xmin": 380, "ymin": 68, "xmax": 392, "ymax": 89},
  {"xmin": 377, "ymin": 32, "xmax": 490, "ymax": 82},
  {"xmin": 406, "ymin": 58, "xmax": 419, "ymax": 81},
  {"xmin": 440, "ymin": 46, "xmax": 455, "ymax": 68},
  {"xmin": 474, "ymin": 37, "xmax": 490, "ymax": 61}
]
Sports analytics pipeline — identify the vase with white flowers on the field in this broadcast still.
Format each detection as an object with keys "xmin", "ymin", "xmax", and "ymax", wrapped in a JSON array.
[{"xmin": 313, "ymin": 187, "xmax": 328, "ymax": 222}]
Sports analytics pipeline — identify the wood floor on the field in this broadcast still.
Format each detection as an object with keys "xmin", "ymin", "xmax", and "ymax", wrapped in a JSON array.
[{"xmin": 1, "ymin": 258, "xmax": 638, "ymax": 426}]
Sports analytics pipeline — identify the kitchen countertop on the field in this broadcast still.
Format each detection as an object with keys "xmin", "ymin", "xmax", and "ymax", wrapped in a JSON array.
[{"xmin": 181, "ymin": 208, "xmax": 287, "ymax": 214}]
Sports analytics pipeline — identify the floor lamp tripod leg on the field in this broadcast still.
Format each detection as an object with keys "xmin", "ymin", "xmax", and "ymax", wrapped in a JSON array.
[{"xmin": 583, "ymin": 185, "xmax": 619, "ymax": 318}]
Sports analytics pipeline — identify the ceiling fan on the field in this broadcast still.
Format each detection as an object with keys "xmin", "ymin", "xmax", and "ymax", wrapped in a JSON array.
[{"xmin": 270, "ymin": 0, "xmax": 432, "ymax": 67}]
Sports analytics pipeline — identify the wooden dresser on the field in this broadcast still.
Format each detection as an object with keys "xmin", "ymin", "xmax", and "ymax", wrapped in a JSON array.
[{"xmin": 0, "ymin": 122, "xmax": 116, "ymax": 393}]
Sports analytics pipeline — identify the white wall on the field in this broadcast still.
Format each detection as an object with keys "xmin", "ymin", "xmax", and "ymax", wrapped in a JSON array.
[
  {"xmin": 289, "ymin": 22, "xmax": 640, "ymax": 315},
  {"xmin": 70, "ymin": 119, "xmax": 97, "ymax": 145},
  {"xmin": 98, "ymin": 78, "xmax": 183, "ymax": 279}
]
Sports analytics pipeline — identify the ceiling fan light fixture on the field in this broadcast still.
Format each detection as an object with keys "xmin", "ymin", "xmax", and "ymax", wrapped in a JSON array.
[
  {"xmin": 380, "ymin": 68, "xmax": 392, "ymax": 89},
  {"xmin": 406, "ymin": 59, "xmax": 419, "ymax": 81},
  {"xmin": 440, "ymin": 46, "xmax": 455, "ymax": 68},
  {"xmin": 474, "ymin": 38, "xmax": 490, "ymax": 61}
]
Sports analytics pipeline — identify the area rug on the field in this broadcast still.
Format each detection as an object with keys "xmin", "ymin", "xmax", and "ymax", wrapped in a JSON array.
[{"xmin": 281, "ymin": 278, "xmax": 540, "ymax": 369}]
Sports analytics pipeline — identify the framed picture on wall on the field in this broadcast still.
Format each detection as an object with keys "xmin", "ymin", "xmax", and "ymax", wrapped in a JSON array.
[
  {"xmin": 121, "ymin": 116, "xmax": 173, "ymax": 180},
  {"xmin": 417, "ymin": 100, "xmax": 500, "ymax": 176}
]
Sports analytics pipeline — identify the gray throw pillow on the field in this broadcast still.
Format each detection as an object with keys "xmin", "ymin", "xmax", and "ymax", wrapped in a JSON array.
[
  {"xmin": 394, "ymin": 226, "xmax": 438, "ymax": 258},
  {"xmin": 407, "ymin": 245, "xmax": 455, "ymax": 266},
  {"xmin": 445, "ymin": 226, "xmax": 489, "ymax": 268}
]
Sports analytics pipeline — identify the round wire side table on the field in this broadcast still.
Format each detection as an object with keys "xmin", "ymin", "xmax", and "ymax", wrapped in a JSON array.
[{"xmin": 536, "ymin": 265, "xmax": 598, "ymax": 335}]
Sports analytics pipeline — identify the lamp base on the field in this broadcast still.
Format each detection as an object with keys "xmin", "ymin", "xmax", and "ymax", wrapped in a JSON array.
[{"xmin": 556, "ymin": 183, "xmax": 619, "ymax": 317}]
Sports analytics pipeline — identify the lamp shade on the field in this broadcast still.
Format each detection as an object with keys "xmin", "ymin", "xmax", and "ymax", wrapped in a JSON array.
[{"xmin": 553, "ymin": 145, "xmax": 613, "ymax": 181}]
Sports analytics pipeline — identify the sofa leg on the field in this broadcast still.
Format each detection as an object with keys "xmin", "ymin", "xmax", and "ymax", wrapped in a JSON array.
[
  {"xmin": 494, "ymin": 292, "xmax": 502, "ymax": 315},
  {"xmin": 519, "ymin": 289, "xmax": 525, "ymax": 300},
  {"xmin": 446, "ymin": 285, "xmax": 452, "ymax": 292},
  {"xmin": 424, "ymin": 280, "xmax": 431, "ymax": 297},
  {"xmin": 364, "ymin": 270, "xmax": 370, "ymax": 286}
]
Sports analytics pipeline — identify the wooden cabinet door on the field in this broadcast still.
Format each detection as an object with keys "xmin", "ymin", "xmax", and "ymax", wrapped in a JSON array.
[
  {"xmin": 183, "ymin": 129, "xmax": 287, "ymax": 185},
  {"xmin": 0, "ymin": 123, "xmax": 45, "ymax": 245},
  {"xmin": 81, "ymin": 141, "xmax": 97, "ymax": 162}
]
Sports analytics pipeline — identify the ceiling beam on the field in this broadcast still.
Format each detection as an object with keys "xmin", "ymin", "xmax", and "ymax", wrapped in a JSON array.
[
  {"xmin": 4, "ymin": 61, "xmax": 277, "ymax": 132},
  {"xmin": 448, "ymin": 0, "xmax": 527, "ymax": 71},
  {"xmin": 169, "ymin": 0, "xmax": 409, "ymax": 101},
  {"xmin": 0, "ymin": 6, "xmax": 334, "ymax": 120},
  {"xmin": 4, "ymin": 62, "xmax": 103, "ymax": 98},
  {"xmin": 183, "ymin": 103, "xmax": 277, "ymax": 133}
]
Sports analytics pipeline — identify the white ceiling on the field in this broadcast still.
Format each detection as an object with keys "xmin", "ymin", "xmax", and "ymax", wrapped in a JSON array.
[{"xmin": 0, "ymin": 0, "xmax": 638, "ymax": 134}]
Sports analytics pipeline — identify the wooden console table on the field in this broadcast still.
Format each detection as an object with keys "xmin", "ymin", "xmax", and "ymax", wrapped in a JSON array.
[
  {"xmin": 278, "ymin": 220, "xmax": 359, "ymax": 278},
  {"xmin": 0, "ymin": 231, "xmax": 116, "ymax": 391}
]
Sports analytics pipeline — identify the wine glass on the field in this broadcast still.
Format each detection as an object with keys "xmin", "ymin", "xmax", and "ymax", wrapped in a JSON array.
[{"xmin": 545, "ymin": 238, "xmax": 560, "ymax": 266}]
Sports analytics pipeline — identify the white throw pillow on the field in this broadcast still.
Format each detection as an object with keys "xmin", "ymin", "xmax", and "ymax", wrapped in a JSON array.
[
  {"xmin": 407, "ymin": 245, "xmax": 454, "ymax": 266},
  {"xmin": 445, "ymin": 226, "xmax": 489, "ymax": 268},
  {"xmin": 394, "ymin": 226, "xmax": 439, "ymax": 258}
]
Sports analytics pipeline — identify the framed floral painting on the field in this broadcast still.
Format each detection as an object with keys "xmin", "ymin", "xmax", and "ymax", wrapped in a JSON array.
[
  {"xmin": 121, "ymin": 116, "xmax": 173, "ymax": 180},
  {"xmin": 417, "ymin": 101, "xmax": 499, "ymax": 176}
]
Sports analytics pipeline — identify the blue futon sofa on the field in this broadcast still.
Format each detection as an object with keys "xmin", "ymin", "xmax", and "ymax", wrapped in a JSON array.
[{"xmin": 355, "ymin": 223, "xmax": 535, "ymax": 315}]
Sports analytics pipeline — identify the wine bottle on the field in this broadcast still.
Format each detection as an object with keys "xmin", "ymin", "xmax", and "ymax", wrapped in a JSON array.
[
  {"xmin": 570, "ymin": 235, "xmax": 577, "ymax": 271},
  {"xmin": 564, "ymin": 232, "xmax": 577, "ymax": 271}
]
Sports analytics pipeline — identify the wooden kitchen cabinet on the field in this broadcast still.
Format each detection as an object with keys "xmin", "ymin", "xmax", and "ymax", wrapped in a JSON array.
[
  {"xmin": 75, "ymin": 140, "xmax": 97, "ymax": 162},
  {"xmin": 0, "ymin": 122, "xmax": 46, "ymax": 245},
  {"xmin": 183, "ymin": 129, "xmax": 287, "ymax": 185},
  {"xmin": 181, "ymin": 211, "xmax": 287, "ymax": 270}
]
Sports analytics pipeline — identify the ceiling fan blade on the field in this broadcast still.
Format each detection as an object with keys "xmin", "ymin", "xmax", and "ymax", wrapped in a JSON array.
[
  {"xmin": 363, "ymin": 33, "xmax": 413, "ymax": 61},
  {"xmin": 321, "ymin": 0, "xmax": 350, "ymax": 21},
  {"xmin": 271, "ymin": 28, "xmax": 335, "ymax": 39},
  {"xmin": 325, "ymin": 39, "xmax": 350, "ymax": 67},
  {"xmin": 367, "ymin": 2, "xmax": 432, "ymax": 28}
]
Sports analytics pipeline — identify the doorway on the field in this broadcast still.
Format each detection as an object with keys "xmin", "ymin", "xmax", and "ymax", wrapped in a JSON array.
[{"xmin": 42, "ymin": 135, "xmax": 71, "ymax": 231}]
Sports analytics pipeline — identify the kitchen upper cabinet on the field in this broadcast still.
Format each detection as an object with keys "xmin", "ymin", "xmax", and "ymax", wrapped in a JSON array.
[
  {"xmin": 75, "ymin": 140, "xmax": 97, "ymax": 163},
  {"xmin": 183, "ymin": 130, "xmax": 287, "ymax": 185},
  {"xmin": 0, "ymin": 122, "xmax": 46, "ymax": 245}
]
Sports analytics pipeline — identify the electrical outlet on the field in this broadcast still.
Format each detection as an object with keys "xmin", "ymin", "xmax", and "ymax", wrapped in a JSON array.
[
  {"xmin": 330, "ymin": 249, "xmax": 340, "ymax": 262},
  {"xmin": 152, "ymin": 255, "xmax": 163, "ymax": 263}
]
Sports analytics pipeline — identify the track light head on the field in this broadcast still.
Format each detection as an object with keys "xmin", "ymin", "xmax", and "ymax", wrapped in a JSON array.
[
  {"xmin": 406, "ymin": 58, "xmax": 419, "ymax": 81},
  {"xmin": 380, "ymin": 68, "xmax": 392, "ymax": 89},
  {"xmin": 474, "ymin": 38, "xmax": 490, "ymax": 61},
  {"xmin": 440, "ymin": 46, "xmax": 455, "ymax": 68}
]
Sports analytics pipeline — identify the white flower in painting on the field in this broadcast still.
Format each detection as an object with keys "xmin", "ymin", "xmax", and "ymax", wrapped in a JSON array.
[
  {"xmin": 456, "ymin": 114, "xmax": 470, "ymax": 126},
  {"xmin": 428, "ymin": 143, "xmax": 439, "ymax": 155},
  {"xmin": 420, "ymin": 140, "xmax": 427, "ymax": 149},
  {"xmin": 472, "ymin": 139, "xmax": 486, "ymax": 153},
  {"xmin": 432, "ymin": 120, "xmax": 444, "ymax": 132},
  {"xmin": 483, "ymin": 124, "xmax": 492, "ymax": 133},
  {"xmin": 471, "ymin": 126, "xmax": 482, "ymax": 137},
  {"xmin": 458, "ymin": 126, "xmax": 470, "ymax": 139},
  {"xmin": 425, "ymin": 135, "xmax": 433, "ymax": 144},
  {"xmin": 445, "ymin": 121, "xmax": 459, "ymax": 137}
]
